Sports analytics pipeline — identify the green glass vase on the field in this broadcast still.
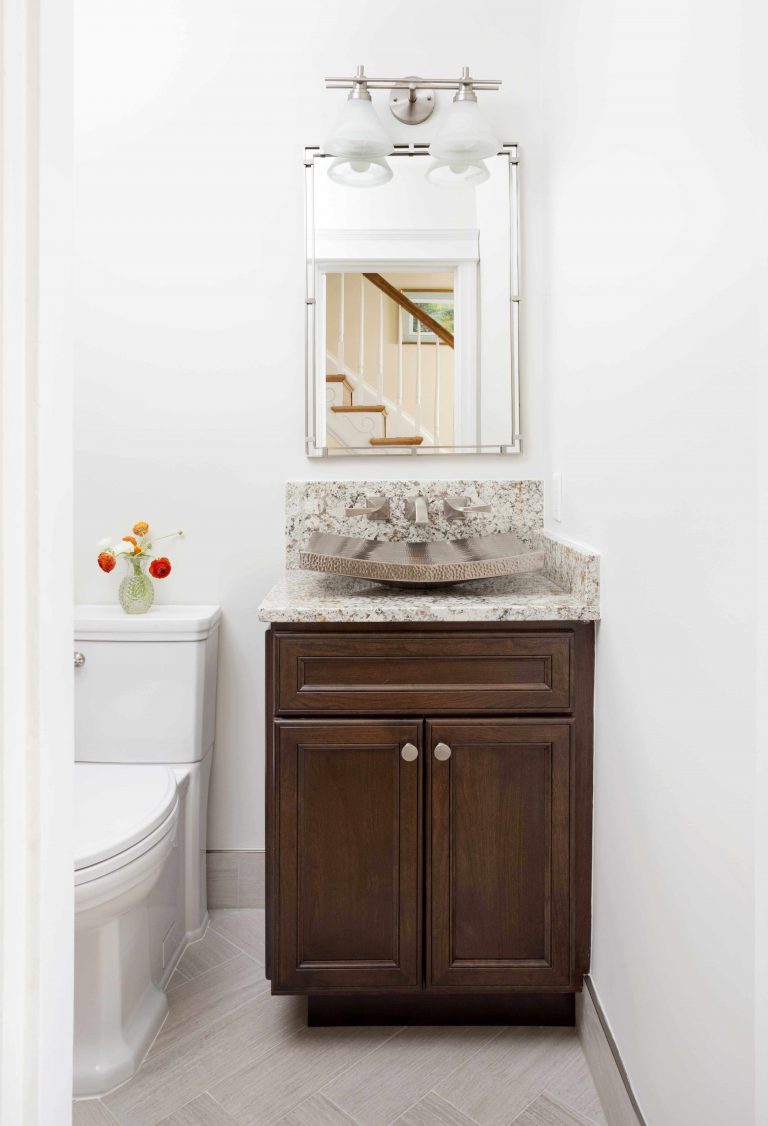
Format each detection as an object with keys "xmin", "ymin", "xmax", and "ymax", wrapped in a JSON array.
[{"xmin": 118, "ymin": 556, "xmax": 154, "ymax": 614}]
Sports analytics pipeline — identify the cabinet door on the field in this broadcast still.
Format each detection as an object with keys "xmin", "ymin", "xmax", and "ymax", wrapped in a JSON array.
[
  {"xmin": 428, "ymin": 720, "xmax": 572, "ymax": 990},
  {"xmin": 273, "ymin": 720, "xmax": 422, "ymax": 992}
]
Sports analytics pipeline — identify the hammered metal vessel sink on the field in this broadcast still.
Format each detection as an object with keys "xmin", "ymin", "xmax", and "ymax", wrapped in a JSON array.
[{"xmin": 300, "ymin": 531, "xmax": 545, "ymax": 588}]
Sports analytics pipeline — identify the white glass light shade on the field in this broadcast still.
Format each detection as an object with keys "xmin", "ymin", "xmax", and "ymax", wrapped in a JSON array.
[
  {"xmin": 428, "ymin": 99, "xmax": 500, "ymax": 163},
  {"xmin": 324, "ymin": 97, "xmax": 392, "ymax": 160},
  {"xmin": 425, "ymin": 157, "xmax": 490, "ymax": 187},
  {"xmin": 327, "ymin": 156, "xmax": 393, "ymax": 188}
]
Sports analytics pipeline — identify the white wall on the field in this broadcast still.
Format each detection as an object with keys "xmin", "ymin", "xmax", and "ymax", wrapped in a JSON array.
[
  {"xmin": 1, "ymin": 0, "xmax": 74, "ymax": 1120},
  {"xmin": 540, "ymin": 1, "xmax": 765, "ymax": 1122},
  {"xmin": 73, "ymin": 0, "xmax": 548, "ymax": 849}
]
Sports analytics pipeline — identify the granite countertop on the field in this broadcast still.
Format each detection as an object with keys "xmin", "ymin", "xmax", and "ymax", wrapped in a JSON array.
[
  {"xmin": 257, "ymin": 570, "xmax": 599, "ymax": 624},
  {"xmin": 261, "ymin": 480, "xmax": 601, "ymax": 624}
]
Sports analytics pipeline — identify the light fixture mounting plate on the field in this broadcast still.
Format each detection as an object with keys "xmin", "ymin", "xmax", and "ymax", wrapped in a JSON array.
[{"xmin": 389, "ymin": 77, "xmax": 435, "ymax": 125}]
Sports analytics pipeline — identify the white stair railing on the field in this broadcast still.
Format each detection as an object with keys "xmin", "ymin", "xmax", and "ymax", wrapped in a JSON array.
[
  {"xmin": 415, "ymin": 320, "xmax": 423, "ymax": 436},
  {"xmin": 377, "ymin": 289, "xmax": 384, "ymax": 402},
  {"xmin": 358, "ymin": 275, "xmax": 365, "ymax": 389},
  {"xmin": 434, "ymin": 338, "xmax": 441, "ymax": 446},
  {"xmin": 338, "ymin": 272, "xmax": 345, "ymax": 369},
  {"xmin": 328, "ymin": 272, "xmax": 453, "ymax": 445}
]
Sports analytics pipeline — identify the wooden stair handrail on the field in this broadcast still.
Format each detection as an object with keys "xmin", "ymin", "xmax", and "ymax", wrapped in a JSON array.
[
  {"xmin": 370, "ymin": 435, "xmax": 424, "ymax": 446},
  {"xmin": 362, "ymin": 273, "xmax": 454, "ymax": 349}
]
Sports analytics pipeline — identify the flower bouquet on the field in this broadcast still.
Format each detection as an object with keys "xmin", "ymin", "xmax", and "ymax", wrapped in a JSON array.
[{"xmin": 97, "ymin": 521, "xmax": 183, "ymax": 614}]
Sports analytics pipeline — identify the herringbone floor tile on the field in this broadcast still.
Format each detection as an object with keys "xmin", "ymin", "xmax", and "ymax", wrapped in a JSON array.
[{"xmin": 73, "ymin": 910, "xmax": 607, "ymax": 1126}]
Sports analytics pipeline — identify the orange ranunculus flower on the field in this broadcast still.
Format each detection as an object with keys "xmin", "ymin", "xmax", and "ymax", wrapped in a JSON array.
[
  {"xmin": 133, "ymin": 521, "xmax": 149, "ymax": 537},
  {"xmin": 149, "ymin": 557, "xmax": 172, "ymax": 579},
  {"xmin": 123, "ymin": 535, "xmax": 137, "ymax": 546},
  {"xmin": 97, "ymin": 551, "xmax": 116, "ymax": 573}
]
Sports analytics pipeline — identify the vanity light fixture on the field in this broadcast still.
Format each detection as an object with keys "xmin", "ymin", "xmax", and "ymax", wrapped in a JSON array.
[
  {"xmin": 324, "ymin": 66, "xmax": 501, "ymax": 188},
  {"xmin": 327, "ymin": 155, "xmax": 392, "ymax": 188},
  {"xmin": 324, "ymin": 66, "xmax": 394, "ymax": 187},
  {"xmin": 424, "ymin": 157, "xmax": 490, "ymax": 187},
  {"xmin": 427, "ymin": 68, "xmax": 500, "ymax": 186}
]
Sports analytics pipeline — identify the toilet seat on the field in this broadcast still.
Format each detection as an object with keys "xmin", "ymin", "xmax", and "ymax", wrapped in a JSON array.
[{"xmin": 75, "ymin": 763, "xmax": 178, "ymax": 885}]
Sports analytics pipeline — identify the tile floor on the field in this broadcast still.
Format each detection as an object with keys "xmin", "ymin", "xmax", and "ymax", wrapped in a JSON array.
[{"xmin": 73, "ymin": 910, "xmax": 608, "ymax": 1126}]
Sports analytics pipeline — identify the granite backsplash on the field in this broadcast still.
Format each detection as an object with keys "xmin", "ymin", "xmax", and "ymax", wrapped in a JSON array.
[{"xmin": 284, "ymin": 480, "xmax": 600, "ymax": 614}]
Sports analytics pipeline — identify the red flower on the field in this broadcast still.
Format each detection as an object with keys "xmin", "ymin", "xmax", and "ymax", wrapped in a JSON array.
[
  {"xmin": 149, "ymin": 557, "xmax": 172, "ymax": 579},
  {"xmin": 97, "ymin": 551, "xmax": 116, "ymax": 573}
]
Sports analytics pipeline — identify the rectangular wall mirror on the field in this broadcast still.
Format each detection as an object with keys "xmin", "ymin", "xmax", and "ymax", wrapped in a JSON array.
[{"xmin": 304, "ymin": 144, "xmax": 520, "ymax": 456}]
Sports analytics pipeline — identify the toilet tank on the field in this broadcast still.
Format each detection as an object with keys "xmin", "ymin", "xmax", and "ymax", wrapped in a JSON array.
[{"xmin": 74, "ymin": 605, "xmax": 221, "ymax": 764}]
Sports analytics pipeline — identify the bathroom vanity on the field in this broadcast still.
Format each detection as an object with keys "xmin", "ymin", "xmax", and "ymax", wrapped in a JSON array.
[
  {"xmin": 259, "ymin": 481, "xmax": 600, "ymax": 1027},
  {"xmin": 264, "ymin": 619, "xmax": 593, "ymax": 1026}
]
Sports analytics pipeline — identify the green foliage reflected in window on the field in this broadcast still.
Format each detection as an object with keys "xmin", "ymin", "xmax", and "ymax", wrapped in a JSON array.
[{"xmin": 410, "ymin": 301, "xmax": 454, "ymax": 333}]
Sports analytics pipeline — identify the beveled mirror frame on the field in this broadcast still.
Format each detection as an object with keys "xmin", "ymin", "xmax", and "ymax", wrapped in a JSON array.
[{"xmin": 304, "ymin": 143, "xmax": 520, "ymax": 458}]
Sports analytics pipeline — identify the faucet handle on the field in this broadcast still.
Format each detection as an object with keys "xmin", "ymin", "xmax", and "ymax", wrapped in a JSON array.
[
  {"xmin": 443, "ymin": 495, "xmax": 492, "ymax": 521},
  {"xmin": 344, "ymin": 495, "xmax": 391, "ymax": 521},
  {"xmin": 405, "ymin": 495, "xmax": 430, "ymax": 525}
]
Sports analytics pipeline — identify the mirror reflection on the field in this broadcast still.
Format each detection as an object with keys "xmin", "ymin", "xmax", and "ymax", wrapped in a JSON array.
[
  {"xmin": 325, "ymin": 270, "xmax": 455, "ymax": 449},
  {"xmin": 306, "ymin": 147, "xmax": 519, "ymax": 456}
]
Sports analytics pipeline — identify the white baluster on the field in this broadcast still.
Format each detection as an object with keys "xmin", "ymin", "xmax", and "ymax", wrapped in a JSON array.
[
  {"xmin": 359, "ymin": 275, "xmax": 365, "ymax": 385},
  {"xmin": 339, "ymin": 273, "xmax": 345, "ymax": 369},
  {"xmin": 434, "ymin": 338, "xmax": 441, "ymax": 446},
  {"xmin": 397, "ymin": 311, "xmax": 404, "ymax": 412},
  {"xmin": 378, "ymin": 289, "xmax": 384, "ymax": 401},
  {"xmin": 415, "ymin": 320, "xmax": 422, "ymax": 436}
]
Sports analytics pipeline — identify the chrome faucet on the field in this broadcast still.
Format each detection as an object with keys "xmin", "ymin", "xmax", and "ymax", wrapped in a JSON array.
[
  {"xmin": 405, "ymin": 494, "xmax": 430, "ymax": 525},
  {"xmin": 443, "ymin": 495, "xmax": 492, "ymax": 521},
  {"xmin": 343, "ymin": 495, "xmax": 391, "ymax": 521}
]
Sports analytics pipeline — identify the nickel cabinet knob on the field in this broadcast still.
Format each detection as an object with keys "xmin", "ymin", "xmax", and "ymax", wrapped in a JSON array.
[
  {"xmin": 401, "ymin": 743, "xmax": 419, "ymax": 762},
  {"xmin": 434, "ymin": 742, "xmax": 452, "ymax": 761},
  {"xmin": 74, "ymin": 651, "xmax": 86, "ymax": 668}
]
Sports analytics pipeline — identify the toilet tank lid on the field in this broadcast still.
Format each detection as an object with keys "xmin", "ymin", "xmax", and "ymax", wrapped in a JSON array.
[
  {"xmin": 75, "ymin": 763, "xmax": 178, "ymax": 870},
  {"xmin": 74, "ymin": 604, "xmax": 221, "ymax": 641}
]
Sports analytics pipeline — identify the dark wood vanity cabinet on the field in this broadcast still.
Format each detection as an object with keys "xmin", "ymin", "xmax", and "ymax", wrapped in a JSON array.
[
  {"xmin": 273, "ymin": 719, "xmax": 422, "ymax": 993},
  {"xmin": 265, "ymin": 622, "xmax": 594, "ymax": 1025}
]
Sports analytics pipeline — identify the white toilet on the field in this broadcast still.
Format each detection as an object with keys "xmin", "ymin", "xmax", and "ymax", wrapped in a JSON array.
[{"xmin": 73, "ymin": 604, "xmax": 221, "ymax": 1098}]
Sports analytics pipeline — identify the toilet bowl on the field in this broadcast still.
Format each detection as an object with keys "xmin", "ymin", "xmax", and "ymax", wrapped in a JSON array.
[
  {"xmin": 73, "ymin": 604, "xmax": 221, "ymax": 1098},
  {"xmin": 74, "ymin": 764, "xmax": 180, "ymax": 1097}
]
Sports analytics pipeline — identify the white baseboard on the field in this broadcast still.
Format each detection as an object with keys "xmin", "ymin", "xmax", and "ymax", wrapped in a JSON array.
[{"xmin": 577, "ymin": 977, "xmax": 646, "ymax": 1126}]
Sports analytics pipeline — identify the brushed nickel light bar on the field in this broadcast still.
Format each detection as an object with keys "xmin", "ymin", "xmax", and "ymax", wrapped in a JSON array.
[
  {"xmin": 324, "ymin": 66, "xmax": 502, "ymax": 91},
  {"xmin": 323, "ymin": 65, "xmax": 503, "ymax": 185},
  {"xmin": 325, "ymin": 66, "xmax": 501, "ymax": 125}
]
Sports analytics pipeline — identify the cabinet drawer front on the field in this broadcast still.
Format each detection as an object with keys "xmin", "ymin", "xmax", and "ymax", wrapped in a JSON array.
[
  {"xmin": 275, "ymin": 632, "xmax": 573, "ymax": 714},
  {"xmin": 273, "ymin": 720, "xmax": 422, "ymax": 993},
  {"xmin": 427, "ymin": 720, "xmax": 573, "ymax": 990}
]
